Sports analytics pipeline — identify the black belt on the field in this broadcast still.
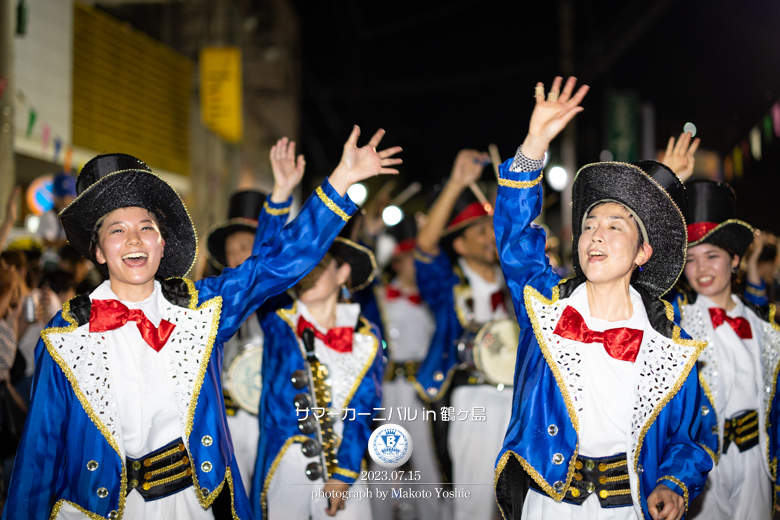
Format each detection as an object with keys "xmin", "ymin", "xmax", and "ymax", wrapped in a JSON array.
[
  {"xmin": 530, "ymin": 453, "xmax": 632, "ymax": 508},
  {"xmin": 723, "ymin": 410, "xmax": 759, "ymax": 454},
  {"xmin": 224, "ymin": 390, "xmax": 239, "ymax": 416},
  {"xmin": 385, "ymin": 360, "xmax": 422, "ymax": 381},
  {"xmin": 126, "ymin": 438, "xmax": 193, "ymax": 501}
]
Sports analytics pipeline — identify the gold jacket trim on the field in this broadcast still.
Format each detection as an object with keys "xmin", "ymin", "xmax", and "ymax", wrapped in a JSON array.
[
  {"xmin": 262, "ymin": 435, "xmax": 311, "ymax": 518},
  {"xmin": 316, "ymin": 186, "xmax": 350, "ymax": 222},
  {"xmin": 498, "ymin": 172, "xmax": 544, "ymax": 189},
  {"xmin": 656, "ymin": 475, "xmax": 689, "ymax": 511},
  {"xmin": 263, "ymin": 201, "xmax": 291, "ymax": 216}
]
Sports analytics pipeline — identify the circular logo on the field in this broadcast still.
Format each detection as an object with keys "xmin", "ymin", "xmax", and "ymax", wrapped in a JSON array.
[{"xmin": 368, "ymin": 424, "xmax": 413, "ymax": 468}]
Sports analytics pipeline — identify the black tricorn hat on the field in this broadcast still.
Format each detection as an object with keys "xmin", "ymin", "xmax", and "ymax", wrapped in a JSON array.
[
  {"xmin": 571, "ymin": 161, "xmax": 687, "ymax": 299},
  {"xmin": 60, "ymin": 153, "xmax": 197, "ymax": 279},
  {"xmin": 330, "ymin": 237, "xmax": 378, "ymax": 292},
  {"xmin": 442, "ymin": 189, "xmax": 492, "ymax": 236},
  {"xmin": 207, "ymin": 190, "xmax": 267, "ymax": 269},
  {"xmin": 685, "ymin": 179, "xmax": 753, "ymax": 258}
]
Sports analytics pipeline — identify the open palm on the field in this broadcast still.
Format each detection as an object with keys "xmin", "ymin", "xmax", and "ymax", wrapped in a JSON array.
[
  {"xmin": 270, "ymin": 137, "xmax": 305, "ymax": 192},
  {"xmin": 523, "ymin": 76, "xmax": 589, "ymax": 159},
  {"xmin": 330, "ymin": 126, "xmax": 402, "ymax": 196}
]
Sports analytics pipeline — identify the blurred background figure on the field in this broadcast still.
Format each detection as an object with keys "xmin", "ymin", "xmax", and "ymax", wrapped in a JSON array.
[{"xmin": 37, "ymin": 172, "xmax": 76, "ymax": 268}]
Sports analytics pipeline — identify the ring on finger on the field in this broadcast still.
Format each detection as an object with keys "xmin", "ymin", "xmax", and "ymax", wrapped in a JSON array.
[{"xmin": 547, "ymin": 92, "xmax": 559, "ymax": 101}]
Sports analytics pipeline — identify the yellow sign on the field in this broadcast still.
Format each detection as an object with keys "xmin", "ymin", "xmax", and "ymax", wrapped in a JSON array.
[{"xmin": 200, "ymin": 47, "xmax": 243, "ymax": 143}]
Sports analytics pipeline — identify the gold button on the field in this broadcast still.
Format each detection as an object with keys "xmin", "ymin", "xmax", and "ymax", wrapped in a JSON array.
[
  {"xmin": 202, "ymin": 487, "xmax": 210, "ymax": 496},
  {"xmin": 143, "ymin": 459, "xmax": 152, "ymax": 467},
  {"xmin": 202, "ymin": 436, "xmax": 213, "ymax": 447},
  {"xmin": 599, "ymin": 490, "xmax": 608, "ymax": 499},
  {"xmin": 86, "ymin": 460, "xmax": 99, "ymax": 471},
  {"xmin": 574, "ymin": 460, "xmax": 583, "ymax": 470},
  {"xmin": 144, "ymin": 472, "xmax": 152, "ymax": 480},
  {"xmin": 730, "ymin": 434, "xmax": 736, "ymax": 441},
  {"xmin": 178, "ymin": 443, "xmax": 185, "ymax": 452},
  {"xmin": 598, "ymin": 463, "xmax": 607, "ymax": 472},
  {"xmin": 97, "ymin": 487, "xmax": 108, "ymax": 498},
  {"xmin": 132, "ymin": 461, "xmax": 141, "ymax": 471},
  {"xmin": 574, "ymin": 472, "xmax": 583, "ymax": 481},
  {"xmin": 142, "ymin": 482, "xmax": 151, "ymax": 491},
  {"xmin": 182, "ymin": 456, "xmax": 189, "ymax": 465},
  {"xmin": 201, "ymin": 461, "xmax": 213, "ymax": 473},
  {"xmin": 585, "ymin": 460, "xmax": 595, "ymax": 471},
  {"xmin": 586, "ymin": 482, "xmax": 595, "ymax": 493},
  {"xmin": 433, "ymin": 371, "xmax": 444, "ymax": 382},
  {"xmin": 570, "ymin": 488, "xmax": 580, "ymax": 498},
  {"xmin": 129, "ymin": 479, "xmax": 139, "ymax": 488},
  {"xmin": 107, "ymin": 511, "xmax": 118, "ymax": 520},
  {"xmin": 599, "ymin": 476, "xmax": 607, "ymax": 484},
  {"xmin": 186, "ymin": 467, "xmax": 192, "ymax": 476}
]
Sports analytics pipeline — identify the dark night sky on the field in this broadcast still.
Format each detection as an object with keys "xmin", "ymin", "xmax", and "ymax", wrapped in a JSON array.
[{"xmin": 294, "ymin": 0, "xmax": 780, "ymax": 232}]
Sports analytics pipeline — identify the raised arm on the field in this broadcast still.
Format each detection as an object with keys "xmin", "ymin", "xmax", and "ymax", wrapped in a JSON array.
[
  {"xmin": 0, "ymin": 187, "xmax": 20, "ymax": 252},
  {"xmin": 496, "ymin": 76, "xmax": 588, "ymax": 319},
  {"xmin": 744, "ymin": 230, "xmax": 770, "ymax": 306},
  {"xmin": 201, "ymin": 126, "xmax": 402, "ymax": 342},
  {"xmin": 416, "ymin": 149, "xmax": 488, "ymax": 255}
]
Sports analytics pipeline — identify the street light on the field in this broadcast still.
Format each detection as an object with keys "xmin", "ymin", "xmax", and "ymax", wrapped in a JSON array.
[{"xmin": 547, "ymin": 166, "xmax": 569, "ymax": 192}]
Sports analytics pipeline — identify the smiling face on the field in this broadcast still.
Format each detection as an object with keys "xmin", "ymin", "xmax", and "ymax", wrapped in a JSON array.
[
  {"xmin": 684, "ymin": 243, "xmax": 738, "ymax": 299},
  {"xmin": 577, "ymin": 202, "xmax": 651, "ymax": 286},
  {"xmin": 94, "ymin": 207, "xmax": 165, "ymax": 300},
  {"xmin": 453, "ymin": 219, "xmax": 498, "ymax": 266}
]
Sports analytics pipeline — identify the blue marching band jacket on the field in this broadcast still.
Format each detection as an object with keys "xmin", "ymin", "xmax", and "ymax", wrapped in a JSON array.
[
  {"xmin": 669, "ymin": 291, "xmax": 780, "ymax": 503},
  {"xmin": 250, "ymin": 300, "xmax": 383, "ymax": 519},
  {"xmin": 492, "ymin": 162, "xmax": 713, "ymax": 519},
  {"xmin": 2, "ymin": 180, "xmax": 357, "ymax": 520}
]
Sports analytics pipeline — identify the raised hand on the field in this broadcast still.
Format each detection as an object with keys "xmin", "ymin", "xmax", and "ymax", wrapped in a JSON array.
[
  {"xmin": 5, "ymin": 186, "xmax": 20, "ymax": 223},
  {"xmin": 449, "ymin": 149, "xmax": 489, "ymax": 188},
  {"xmin": 269, "ymin": 137, "xmax": 306, "ymax": 202},
  {"xmin": 522, "ymin": 76, "xmax": 590, "ymax": 160},
  {"xmin": 661, "ymin": 132, "xmax": 700, "ymax": 182},
  {"xmin": 329, "ymin": 126, "xmax": 402, "ymax": 197}
]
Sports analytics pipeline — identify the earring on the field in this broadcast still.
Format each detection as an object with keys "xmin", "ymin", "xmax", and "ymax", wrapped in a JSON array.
[
  {"xmin": 638, "ymin": 265, "xmax": 643, "ymax": 272},
  {"xmin": 341, "ymin": 284, "xmax": 351, "ymax": 300}
]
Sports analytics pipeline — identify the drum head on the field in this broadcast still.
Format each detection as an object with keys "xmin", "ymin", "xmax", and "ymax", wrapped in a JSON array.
[
  {"xmin": 227, "ymin": 347, "xmax": 263, "ymax": 414},
  {"xmin": 474, "ymin": 318, "xmax": 520, "ymax": 387}
]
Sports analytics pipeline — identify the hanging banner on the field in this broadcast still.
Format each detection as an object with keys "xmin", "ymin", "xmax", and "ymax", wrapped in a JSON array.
[{"xmin": 200, "ymin": 47, "xmax": 243, "ymax": 143}]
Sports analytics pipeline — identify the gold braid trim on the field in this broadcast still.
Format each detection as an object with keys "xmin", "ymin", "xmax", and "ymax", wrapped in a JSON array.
[
  {"xmin": 698, "ymin": 369, "xmax": 720, "ymax": 463},
  {"xmin": 262, "ymin": 435, "xmax": 311, "ymax": 518},
  {"xmin": 413, "ymin": 250, "xmax": 434, "ymax": 264},
  {"xmin": 50, "ymin": 499, "xmax": 110, "ymax": 520},
  {"xmin": 498, "ymin": 172, "xmax": 544, "ymax": 189},
  {"xmin": 494, "ymin": 449, "xmax": 577, "ymax": 503},
  {"xmin": 746, "ymin": 284, "xmax": 767, "ymax": 297},
  {"xmin": 263, "ymin": 201, "xmax": 291, "ymax": 215},
  {"xmin": 342, "ymin": 317, "xmax": 379, "ymax": 410},
  {"xmin": 656, "ymin": 475, "xmax": 689, "ymax": 511},
  {"xmin": 333, "ymin": 467, "xmax": 360, "ymax": 480},
  {"xmin": 765, "ymin": 304, "xmax": 780, "ymax": 473},
  {"xmin": 316, "ymin": 186, "xmax": 350, "ymax": 222}
]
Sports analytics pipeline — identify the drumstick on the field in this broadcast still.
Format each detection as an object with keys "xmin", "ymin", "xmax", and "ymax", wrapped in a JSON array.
[
  {"xmin": 375, "ymin": 180, "xmax": 397, "ymax": 201},
  {"xmin": 488, "ymin": 143, "xmax": 501, "ymax": 181},
  {"xmin": 469, "ymin": 183, "xmax": 491, "ymax": 210},
  {"xmin": 390, "ymin": 182, "xmax": 421, "ymax": 207}
]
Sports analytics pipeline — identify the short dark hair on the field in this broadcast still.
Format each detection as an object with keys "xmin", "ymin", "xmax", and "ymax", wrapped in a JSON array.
[
  {"xmin": 586, "ymin": 201, "xmax": 645, "ymax": 252},
  {"xmin": 43, "ymin": 270, "xmax": 77, "ymax": 295}
]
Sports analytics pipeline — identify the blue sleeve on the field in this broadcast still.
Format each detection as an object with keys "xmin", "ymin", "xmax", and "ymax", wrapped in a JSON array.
[
  {"xmin": 651, "ymin": 367, "xmax": 713, "ymax": 513},
  {"xmin": 332, "ymin": 323, "xmax": 384, "ymax": 484},
  {"xmin": 3, "ymin": 316, "xmax": 70, "ymax": 520},
  {"xmin": 744, "ymin": 279, "xmax": 769, "ymax": 307},
  {"xmin": 252, "ymin": 196, "xmax": 293, "ymax": 255},
  {"xmin": 494, "ymin": 160, "xmax": 560, "ymax": 329},
  {"xmin": 414, "ymin": 249, "xmax": 459, "ymax": 313},
  {"xmin": 197, "ymin": 179, "xmax": 357, "ymax": 344}
]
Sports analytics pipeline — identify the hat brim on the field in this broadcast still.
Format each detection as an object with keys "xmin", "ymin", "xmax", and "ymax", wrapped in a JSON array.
[
  {"xmin": 571, "ymin": 162, "xmax": 687, "ymax": 299},
  {"xmin": 442, "ymin": 214, "xmax": 493, "ymax": 236},
  {"xmin": 689, "ymin": 219, "xmax": 754, "ymax": 258},
  {"xmin": 59, "ymin": 170, "xmax": 197, "ymax": 279},
  {"xmin": 206, "ymin": 219, "xmax": 259, "ymax": 269},
  {"xmin": 330, "ymin": 237, "xmax": 378, "ymax": 292}
]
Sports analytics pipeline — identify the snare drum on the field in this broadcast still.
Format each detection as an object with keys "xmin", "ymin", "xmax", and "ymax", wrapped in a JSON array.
[
  {"xmin": 473, "ymin": 318, "xmax": 520, "ymax": 387},
  {"xmin": 227, "ymin": 347, "xmax": 263, "ymax": 414}
]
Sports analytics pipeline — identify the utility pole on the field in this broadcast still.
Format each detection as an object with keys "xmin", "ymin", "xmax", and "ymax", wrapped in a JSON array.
[
  {"xmin": 559, "ymin": 0, "xmax": 575, "ymax": 263},
  {"xmin": 0, "ymin": 0, "xmax": 16, "ymax": 209}
]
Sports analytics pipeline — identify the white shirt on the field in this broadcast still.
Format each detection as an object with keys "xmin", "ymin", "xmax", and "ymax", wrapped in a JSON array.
[
  {"xmin": 696, "ymin": 294, "xmax": 761, "ymax": 419},
  {"xmin": 562, "ymin": 284, "xmax": 643, "ymax": 457},
  {"xmin": 458, "ymin": 257, "xmax": 512, "ymax": 323},
  {"xmin": 382, "ymin": 281, "xmax": 435, "ymax": 362},
  {"xmin": 57, "ymin": 280, "xmax": 213, "ymax": 520}
]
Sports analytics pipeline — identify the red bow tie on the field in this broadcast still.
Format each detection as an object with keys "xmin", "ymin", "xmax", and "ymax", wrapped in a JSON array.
[
  {"xmin": 89, "ymin": 299, "xmax": 176, "ymax": 352},
  {"xmin": 386, "ymin": 286, "xmax": 421, "ymax": 305},
  {"xmin": 491, "ymin": 290, "xmax": 507, "ymax": 312},
  {"xmin": 296, "ymin": 315, "xmax": 354, "ymax": 353},
  {"xmin": 709, "ymin": 307, "xmax": 752, "ymax": 339},
  {"xmin": 553, "ymin": 306, "xmax": 644, "ymax": 363}
]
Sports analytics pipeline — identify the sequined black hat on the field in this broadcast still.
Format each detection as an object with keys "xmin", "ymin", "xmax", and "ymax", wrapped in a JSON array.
[
  {"xmin": 330, "ymin": 237, "xmax": 378, "ymax": 292},
  {"xmin": 685, "ymin": 179, "xmax": 753, "ymax": 258},
  {"xmin": 207, "ymin": 190, "xmax": 267, "ymax": 269},
  {"xmin": 59, "ymin": 153, "xmax": 197, "ymax": 279},
  {"xmin": 571, "ymin": 161, "xmax": 687, "ymax": 298}
]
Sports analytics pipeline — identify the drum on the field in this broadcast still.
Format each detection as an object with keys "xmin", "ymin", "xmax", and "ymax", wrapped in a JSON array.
[
  {"xmin": 227, "ymin": 347, "xmax": 263, "ymax": 414},
  {"xmin": 473, "ymin": 318, "xmax": 520, "ymax": 387}
]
